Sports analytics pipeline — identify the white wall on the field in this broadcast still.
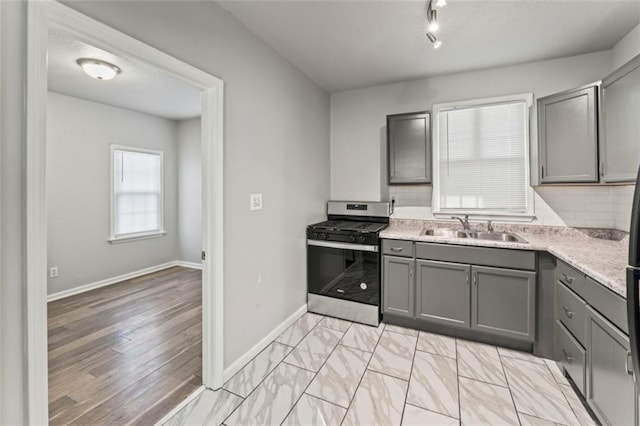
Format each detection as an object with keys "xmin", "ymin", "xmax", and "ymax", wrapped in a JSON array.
[
  {"xmin": 331, "ymin": 50, "xmax": 613, "ymax": 204},
  {"xmin": 46, "ymin": 92, "xmax": 180, "ymax": 295},
  {"xmin": 177, "ymin": 118, "xmax": 202, "ymax": 264},
  {"xmin": 62, "ymin": 0, "xmax": 331, "ymax": 371},
  {"xmin": 613, "ymin": 22, "xmax": 640, "ymax": 70}
]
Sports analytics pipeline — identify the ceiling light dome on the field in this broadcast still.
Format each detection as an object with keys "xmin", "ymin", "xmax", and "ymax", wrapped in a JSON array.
[{"xmin": 76, "ymin": 58, "xmax": 121, "ymax": 81}]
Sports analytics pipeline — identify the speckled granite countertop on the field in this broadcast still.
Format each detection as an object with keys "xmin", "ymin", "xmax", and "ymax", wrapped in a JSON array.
[{"xmin": 380, "ymin": 220, "xmax": 630, "ymax": 298}]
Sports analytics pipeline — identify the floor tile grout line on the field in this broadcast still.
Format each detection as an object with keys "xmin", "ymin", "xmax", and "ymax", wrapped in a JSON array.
[
  {"xmin": 457, "ymin": 373, "xmax": 510, "ymax": 389},
  {"xmin": 502, "ymin": 353, "xmax": 589, "ymax": 425},
  {"xmin": 399, "ymin": 328, "xmax": 420, "ymax": 425},
  {"xmin": 415, "ymin": 346, "xmax": 457, "ymax": 361},
  {"xmin": 339, "ymin": 323, "xmax": 384, "ymax": 426},
  {"xmin": 405, "ymin": 402, "xmax": 460, "ymax": 422},
  {"xmin": 455, "ymin": 337, "xmax": 462, "ymax": 423},
  {"xmin": 222, "ymin": 340, "xmax": 294, "ymax": 396},
  {"xmin": 517, "ymin": 411, "xmax": 570, "ymax": 426},
  {"xmin": 496, "ymin": 348, "xmax": 524, "ymax": 425},
  {"xmin": 278, "ymin": 320, "xmax": 354, "ymax": 425},
  {"xmin": 220, "ymin": 313, "xmax": 322, "ymax": 424}
]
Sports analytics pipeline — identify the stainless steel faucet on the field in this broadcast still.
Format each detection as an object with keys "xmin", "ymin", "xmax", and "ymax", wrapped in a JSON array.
[
  {"xmin": 452, "ymin": 215, "xmax": 470, "ymax": 230},
  {"xmin": 487, "ymin": 220, "xmax": 494, "ymax": 233}
]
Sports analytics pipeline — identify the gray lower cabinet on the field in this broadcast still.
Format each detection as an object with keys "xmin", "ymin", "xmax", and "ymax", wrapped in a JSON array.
[
  {"xmin": 415, "ymin": 260, "xmax": 470, "ymax": 328},
  {"xmin": 471, "ymin": 266, "xmax": 536, "ymax": 341},
  {"xmin": 538, "ymin": 85, "xmax": 599, "ymax": 183},
  {"xmin": 382, "ymin": 255, "xmax": 414, "ymax": 318},
  {"xmin": 586, "ymin": 305, "xmax": 635, "ymax": 425}
]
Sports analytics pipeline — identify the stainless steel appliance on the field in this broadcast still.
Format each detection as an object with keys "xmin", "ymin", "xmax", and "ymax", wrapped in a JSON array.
[
  {"xmin": 627, "ymin": 166, "xmax": 640, "ymax": 377},
  {"xmin": 307, "ymin": 201, "xmax": 390, "ymax": 326}
]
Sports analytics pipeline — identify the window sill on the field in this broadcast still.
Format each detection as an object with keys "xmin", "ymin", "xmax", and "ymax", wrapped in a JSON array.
[
  {"xmin": 108, "ymin": 231, "xmax": 167, "ymax": 244},
  {"xmin": 433, "ymin": 212, "xmax": 537, "ymax": 223}
]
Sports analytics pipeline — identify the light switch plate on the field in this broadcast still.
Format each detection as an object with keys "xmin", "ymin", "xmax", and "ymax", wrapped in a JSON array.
[{"xmin": 250, "ymin": 193, "xmax": 263, "ymax": 211}]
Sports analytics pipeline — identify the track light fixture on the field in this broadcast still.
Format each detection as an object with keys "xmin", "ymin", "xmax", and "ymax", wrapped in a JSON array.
[{"xmin": 426, "ymin": 0, "xmax": 445, "ymax": 49}]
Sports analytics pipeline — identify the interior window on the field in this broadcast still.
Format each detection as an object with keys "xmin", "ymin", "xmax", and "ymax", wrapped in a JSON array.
[
  {"xmin": 433, "ymin": 94, "xmax": 533, "ymax": 217},
  {"xmin": 111, "ymin": 146, "xmax": 164, "ymax": 240}
]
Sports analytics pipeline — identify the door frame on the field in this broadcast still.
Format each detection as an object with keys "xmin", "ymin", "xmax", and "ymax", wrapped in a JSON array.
[{"xmin": 26, "ymin": 1, "xmax": 225, "ymax": 423}]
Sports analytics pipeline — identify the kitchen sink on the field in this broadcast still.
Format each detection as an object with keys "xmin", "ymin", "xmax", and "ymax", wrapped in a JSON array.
[
  {"xmin": 421, "ymin": 228, "xmax": 469, "ymax": 238},
  {"xmin": 421, "ymin": 228, "xmax": 528, "ymax": 243},
  {"xmin": 467, "ymin": 232, "xmax": 528, "ymax": 243}
]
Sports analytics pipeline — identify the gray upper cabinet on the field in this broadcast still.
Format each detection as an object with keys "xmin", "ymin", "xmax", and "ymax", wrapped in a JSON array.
[
  {"xmin": 600, "ymin": 54, "xmax": 640, "ymax": 183},
  {"xmin": 415, "ymin": 260, "xmax": 470, "ymax": 328},
  {"xmin": 538, "ymin": 85, "xmax": 599, "ymax": 183},
  {"xmin": 471, "ymin": 266, "xmax": 536, "ymax": 341},
  {"xmin": 586, "ymin": 305, "xmax": 635, "ymax": 425},
  {"xmin": 383, "ymin": 255, "xmax": 414, "ymax": 318},
  {"xmin": 387, "ymin": 111, "xmax": 431, "ymax": 184}
]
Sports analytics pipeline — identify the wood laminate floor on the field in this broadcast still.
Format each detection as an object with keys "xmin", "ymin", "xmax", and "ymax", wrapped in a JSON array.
[{"xmin": 48, "ymin": 266, "xmax": 202, "ymax": 425}]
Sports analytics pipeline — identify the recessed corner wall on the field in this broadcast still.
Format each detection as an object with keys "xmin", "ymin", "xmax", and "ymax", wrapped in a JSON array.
[
  {"xmin": 46, "ymin": 92, "xmax": 180, "ymax": 295},
  {"xmin": 177, "ymin": 118, "xmax": 202, "ymax": 264}
]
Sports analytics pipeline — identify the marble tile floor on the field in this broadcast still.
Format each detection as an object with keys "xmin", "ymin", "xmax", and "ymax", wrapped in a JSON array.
[{"xmin": 164, "ymin": 312, "xmax": 596, "ymax": 426}]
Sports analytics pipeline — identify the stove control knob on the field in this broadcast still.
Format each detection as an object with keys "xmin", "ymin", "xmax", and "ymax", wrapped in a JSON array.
[
  {"xmin": 319, "ymin": 233, "xmax": 326, "ymax": 240},
  {"xmin": 357, "ymin": 236, "xmax": 366, "ymax": 243},
  {"xmin": 350, "ymin": 236, "xmax": 356, "ymax": 242}
]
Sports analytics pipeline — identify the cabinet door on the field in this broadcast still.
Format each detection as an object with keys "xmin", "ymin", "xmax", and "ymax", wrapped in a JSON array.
[
  {"xmin": 471, "ymin": 266, "xmax": 536, "ymax": 341},
  {"xmin": 415, "ymin": 260, "xmax": 470, "ymax": 328},
  {"xmin": 382, "ymin": 256, "xmax": 414, "ymax": 318},
  {"xmin": 600, "ymin": 56, "xmax": 640, "ymax": 182},
  {"xmin": 586, "ymin": 305, "xmax": 635, "ymax": 425},
  {"xmin": 387, "ymin": 111, "xmax": 431, "ymax": 184},
  {"xmin": 538, "ymin": 85, "xmax": 598, "ymax": 183}
]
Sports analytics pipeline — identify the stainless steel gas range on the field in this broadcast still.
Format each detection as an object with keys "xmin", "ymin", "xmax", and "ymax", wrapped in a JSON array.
[{"xmin": 306, "ymin": 201, "xmax": 390, "ymax": 326}]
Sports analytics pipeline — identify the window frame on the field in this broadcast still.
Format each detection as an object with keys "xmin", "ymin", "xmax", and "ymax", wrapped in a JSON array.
[
  {"xmin": 432, "ymin": 93, "xmax": 535, "ymax": 221},
  {"xmin": 109, "ymin": 144, "xmax": 166, "ymax": 243}
]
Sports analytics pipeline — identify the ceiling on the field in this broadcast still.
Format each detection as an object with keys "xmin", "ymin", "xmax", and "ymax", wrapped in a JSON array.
[
  {"xmin": 47, "ymin": 31, "xmax": 202, "ymax": 121},
  {"xmin": 218, "ymin": 0, "xmax": 640, "ymax": 93}
]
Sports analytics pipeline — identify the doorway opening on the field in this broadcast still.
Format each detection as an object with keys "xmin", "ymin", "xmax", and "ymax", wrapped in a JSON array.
[{"xmin": 26, "ymin": 2, "xmax": 224, "ymax": 424}]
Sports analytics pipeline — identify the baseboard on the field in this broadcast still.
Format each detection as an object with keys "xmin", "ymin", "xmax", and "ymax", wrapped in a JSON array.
[
  {"xmin": 175, "ymin": 260, "xmax": 203, "ymax": 270},
  {"xmin": 223, "ymin": 304, "xmax": 307, "ymax": 381},
  {"xmin": 153, "ymin": 385, "xmax": 206, "ymax": 426},
  {"xmin": 47, "ymin": 260, "xmax": 188, "ymax": 302}
]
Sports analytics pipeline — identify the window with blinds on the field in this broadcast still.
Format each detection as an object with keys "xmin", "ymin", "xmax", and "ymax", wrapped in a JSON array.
[
  {"xmin": 111, "ymin": 146, "xmax": 164, "ymax": 240},
  {"xmin": 433, "ymin": 95, "xmax": 533, "ymax": 216}
]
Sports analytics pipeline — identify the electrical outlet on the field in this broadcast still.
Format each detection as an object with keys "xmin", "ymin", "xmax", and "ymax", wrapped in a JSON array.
[
  {"xmin": 50, "ymin": 267, "xmax": 59, "ymax": 278},
  {"xmin": 250, "ymin": 193, "xmax": 263, "ymax": 211}
]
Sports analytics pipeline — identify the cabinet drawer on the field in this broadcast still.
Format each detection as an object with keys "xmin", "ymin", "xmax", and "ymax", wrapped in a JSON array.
[
  {"xmin": 555, "ymin": 260, "xmax": 586, "ymax": 297},
  {"xmin": 556, "ymin": 281, "xmax": 587, "ymax": 346},
  {"xmin": 555, "ymin": 320, "xmax": 586, "ymax": 395},
  {"xmin": 383, "ymin": 240, "xmax": 414, "ymax": 257}
]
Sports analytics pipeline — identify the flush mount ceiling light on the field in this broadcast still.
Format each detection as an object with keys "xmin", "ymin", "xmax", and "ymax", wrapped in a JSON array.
[
  {"xmin": 76, "ymin": 58, "xmax": 121, "ymax": 80},
  {"xmin": 426, "ymin": 0, "xmax": 445, "ymax": 49}
]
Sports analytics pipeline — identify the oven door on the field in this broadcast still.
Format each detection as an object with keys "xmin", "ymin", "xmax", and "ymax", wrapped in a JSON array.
[{"xmin": 307, "ymin": 239, "xmax": 380, "ymax": 306}]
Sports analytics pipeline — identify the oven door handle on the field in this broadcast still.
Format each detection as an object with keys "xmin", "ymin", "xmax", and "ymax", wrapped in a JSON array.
[{"xmin": 307, "ymin": 240, "xmax": 379, "ymax": 252}]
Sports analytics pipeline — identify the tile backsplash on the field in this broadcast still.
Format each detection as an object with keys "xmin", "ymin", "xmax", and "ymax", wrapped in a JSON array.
[{"xmin": 389, "ymin": 184, "xmax": 636, "ymax": 231}]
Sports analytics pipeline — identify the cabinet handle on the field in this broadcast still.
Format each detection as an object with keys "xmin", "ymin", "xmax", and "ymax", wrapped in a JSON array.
[
  {"xmin": 561, "ymin": 273, "xmax": 573, "ymax": 284},
  {"xmin": 541, "ymin": 165, "xmax": 545, "ymax": 179},
  {"xmin": 390, "ymin": 247, "xmax": 403, "ymax": 252},
  {"xmin": 465, "ymin": 272, "xmax": 469, "ymax": 285},
  {"xmin": 473, "ymin": 273, "xmax": 477, "ymax": 286},
  {"xmin": 599, "ymin": 161, "xmax": 604, "ymax": 178},
  {"xmin": 626, "ymin": 351, "xmax": 635, "ymax": 378},
  {"xmin": 562, "ymin": 306, "xmax": 574, "ymax": 319},
  {"xmin": 409, "ymin": 263, "xmax": 413, "ymax": 277},
  {"xmin": 562, "ymin": 349, "xmax": 574, "ymax": 363}
]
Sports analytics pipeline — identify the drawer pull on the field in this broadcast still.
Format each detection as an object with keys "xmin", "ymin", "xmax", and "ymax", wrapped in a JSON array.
[
  {"xmin": 562, "ymin": 306, "xmax": 574, "ymax": 319},
  {"xmin": 390, "ymin": 247, "xmax": 403, "ymax": 252},
  {"xmin": 561, "ymin": 273, "xmax": 574, "ymax": 284},
  {"xmin": 626, "ymin": 351, "xmax": 635, "ymax": 378},
  {"xmin": 562, "ymin": 349, "xmax": 574, "ymax": 363}
]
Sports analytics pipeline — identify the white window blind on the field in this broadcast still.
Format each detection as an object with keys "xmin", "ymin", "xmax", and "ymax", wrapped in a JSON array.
[
  {"xmin": 436, "ymin": 98, "xmax": 531, "ymax": 215},
  {"xmin": 112, "ymin": 147, "xmax": 163, "ymax": 238}
]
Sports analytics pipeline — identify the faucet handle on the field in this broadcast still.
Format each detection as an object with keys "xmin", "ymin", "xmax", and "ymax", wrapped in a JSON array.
[{"xmin": 487, "ymin": 220, "xmax": 494, "ymax": 233}]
